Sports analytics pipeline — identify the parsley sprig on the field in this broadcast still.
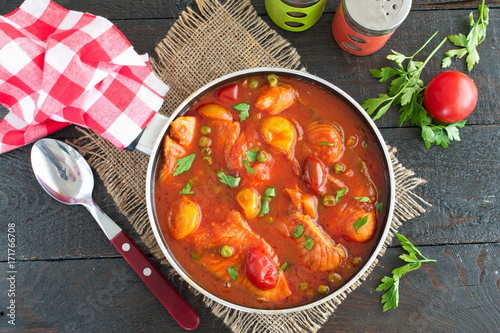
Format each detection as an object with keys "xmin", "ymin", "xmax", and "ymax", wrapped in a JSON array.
[
  {"xmin": 442, "ymin": 0, "xmax": 489, "ymax": 71},
  {"xmin": 362, "ymin": 32, "xmax": 467, "ymax": 148},
  {"xmin": 376, "ymin": 234, "xmax": 436, "ymax": 311}
]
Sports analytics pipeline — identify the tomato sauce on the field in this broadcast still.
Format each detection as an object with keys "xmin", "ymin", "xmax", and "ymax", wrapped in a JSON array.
[{"xmin": 154, "ymin": 74, "xmax": 389, "ymax": 309}]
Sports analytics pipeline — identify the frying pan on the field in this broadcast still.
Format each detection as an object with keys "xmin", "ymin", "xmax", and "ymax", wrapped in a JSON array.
[{"xmin": 135, "ymin": 67, "xmax": 395, "ymax": 314}]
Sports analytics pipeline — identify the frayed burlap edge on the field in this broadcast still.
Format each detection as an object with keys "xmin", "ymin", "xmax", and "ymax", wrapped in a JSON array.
[{"xmin": 71, "ymin": 0, "xmax": 431, "ymax": 332}]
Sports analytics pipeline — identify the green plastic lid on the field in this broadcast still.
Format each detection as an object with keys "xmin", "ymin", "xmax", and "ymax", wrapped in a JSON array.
[{"xmin": 265, "ymin": 0, "xmax": 326, "ymax": 32}]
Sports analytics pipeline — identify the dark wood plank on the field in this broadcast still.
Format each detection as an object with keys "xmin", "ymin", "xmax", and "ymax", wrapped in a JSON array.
[
  {"xmin": 2, "ymin": 0, "xmax": 498, "ymax": 20},
  {"xmin": 0, "ymin": 243, "xmax": 498, "ymax": 332}
]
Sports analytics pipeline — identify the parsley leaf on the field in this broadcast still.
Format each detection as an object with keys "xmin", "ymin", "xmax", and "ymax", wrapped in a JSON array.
[
  {"xmin": 264, "ymin": 187, "xmax": 276, "ymax": 197},
  {"xmin": 243, "ymin": 159, "xmax": 256, "ymax": 174},
  {"xmin": 191, "ymin": 253, "xmax": 201, "ymax": 260},
  {"xmin": 375, "ymin": 202, "xmax": 384, "ymax": 211},
  {"xmin": 233, "ymin": 102, "xmax": 250, "ymax": 121},
  {"xmin": 258, "ymin": 187, "xmax": 276, "ymax": 217},
  {"xmin": 355, "ymin": 196, "xmax": 370, "ymax": 203},
  {"xmin": 179, "ymin": 181, "xmax": 194, "ymax": 194},
  {"xmin": 173, "ymin": 153, "xmax": 196, "ymax": 176},
  {"xmin": 376, "ymin": 233, "xmax": 436, "ymax": 311},
  {"xmin": 245, "ymin": 148, "xmax": 258, "ymax": 162},
  {"xmin": 353, "ymin": 215, "xmax": 369, "ymax": 234},
  {"xmin": 217, "ymin": 171, "xmax": 240, "ymax": 188},
  {"xmin": 303, "ymin": 235, "xmax": 314, "ymax": 251},
  {"xmin": 227, "ymin": 265, "xmax": 239, "ymax": 280},
  {"xmin": 335, "ymin": 188, "xmax": 347, "ymax": 203},
  {"xmin": 442, "ymin": 0, "xmax": 489, "ymax": 71},
  {"xmin": 291, "ymin": 224, "xmax": 304, "ymax": 239},
  {"xmin": 277, "ymin": 262, "xmax": 288, "ymax": 274}
]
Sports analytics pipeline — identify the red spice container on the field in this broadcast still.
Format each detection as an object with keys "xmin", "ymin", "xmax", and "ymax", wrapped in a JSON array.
[{"xmin": 332, "ymin": 0, "xmax": 412, "ymax": 56}]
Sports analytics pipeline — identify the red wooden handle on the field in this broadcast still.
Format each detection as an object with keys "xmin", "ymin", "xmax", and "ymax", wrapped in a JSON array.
[{"xmin": 110, "ymin": 230, "xmax": 199, "ymax": 330}]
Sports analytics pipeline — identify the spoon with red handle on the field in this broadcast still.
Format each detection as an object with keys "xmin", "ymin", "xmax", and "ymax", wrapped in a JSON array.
[{"xmin": 31, "ymin": 138, "xmax": 199, "ymax": 330}]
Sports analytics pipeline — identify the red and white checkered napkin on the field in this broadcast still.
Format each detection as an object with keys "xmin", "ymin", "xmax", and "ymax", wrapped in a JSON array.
[{"xmin": 0, "ymin": 0, "xmax": 169, "ymax": 154}]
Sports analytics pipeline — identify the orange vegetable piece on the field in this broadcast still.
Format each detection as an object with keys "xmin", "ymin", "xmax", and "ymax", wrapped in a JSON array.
[
  {"xmin": 197, "ymin": 103, "xmax": 233, "ymax": 121},
  {"xmin": 261, "ymin": 116, "xmax": 296, "ymax": 154},
  {"xmin": 170, "ymin": 116, "xmax": 197, "ymax": 146},
  {"xmin": 255, "ymin": 85, "xmax": 297, "ymax": 115},
  {"xmin": 167, "ymin": 197, "xmax": 201, "ymax": 240},
  {"xmin": 236, "ymin": 187, "xmax": 261, "ymax": 219}
]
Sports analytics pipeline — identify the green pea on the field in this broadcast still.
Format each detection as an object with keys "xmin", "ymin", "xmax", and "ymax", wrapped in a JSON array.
[
  {"xmin": 317, "ymin": 285, "xmax": 329, "ymax": 295},
  {"xmin": 322, "ymin": 195, "xmax": 335, "ymax": 207},
  {"xmin": 199, "ymin": 136, "xmax": 212, "ymax": 148},
  {"xmin": 220, "ymin": 245, "xmax": 234, "ymax": 258},
  {"xmin": 267, "ymin": 74, "xmax": 278, "ymax": 87},
  {"xmin": 299, "ymin": 282, "xmax": 308, "ymax": 291},
  {"xmin": 328, "ymin": 272, "xmax": 342, "ymax": 285},
  {"xmin": 248, "ymin": 78, "xmax": 259, "ymax": 89},
  {"xmin": 200, "ymin": 125, "xmax": 211, "ymax": 135},
  {"xmin": 257, "ymin": 150, "xmax": 270, "ymax": 163},
  {"xmin": 334, "ymin": 163, "xmax": 345, "ymax": 174},
  {"xmin": 352, "ymin": 256, "xmax": 362, "ymax": 267},
  {"xmin": 202, "ymin": 156, "xmax": 213, "ymax": 165},
  {"xmin": 201, "ymin": 147, "xmax": 212, "ymax": 156}
]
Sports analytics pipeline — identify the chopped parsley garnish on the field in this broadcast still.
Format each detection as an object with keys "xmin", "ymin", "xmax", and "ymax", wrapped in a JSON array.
[
  {"xmin": 277, "ymin": 262, "xmax": 288, "ymax": 274},
  {"xmin": 227, "ymin": 265, "xmax": 239, "ymax": 280},
  {"xmin": 191, "ymin": 253, "xmax": 201, "ymax": 260},
  {"xmin": 303, "ymin": 235, "xmax": 314, "ymax": 251},
  {"xmin": 259, "ymin": 187, "xmax": 276, "ymax": 217},
  {"xmin": 335, "ymin": 188, "xmax": 347, "ymax": 203},
  {"xmin": 217, "ymin": 171, "xmax": 240, "ymax": 188},
  {"xmin": 243, "ymin": 158, "xmax": 256, "ymax": 174},
  {"xmin": 355, "ymin": 196, "xmax": 370, "ymax": 203},
  {"xmin": 291, "ymin": 224, "xmax": 304, "ymax": 239},
  {"xmin": 179, "ymin": 181, "xmax": 194, "ymax": 194},
  {"xmin": 245, "ymin": 148, "xmax": 258, "ymax": 162},
  {"xmin": 173, "ymin": 153, "xmax": 196, "ymax": 176},
  {"xmin": 353, "ymin": 215, "xmax": 369, "ymax": 234},
  {"xmin": 376, "ymin": 202, "xmax": 384, "ymax": 211},
  {"xmin": 233, "ymin": 102, "xmax": 250, "ymax": 121},
  {"xmin": 318, "ymin": 142, "xmax": 333, "ymax": 146}
]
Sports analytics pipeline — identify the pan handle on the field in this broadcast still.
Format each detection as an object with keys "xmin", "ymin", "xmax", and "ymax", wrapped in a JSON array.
[{"xmin": 125, "ymin": 113, "xmax": 169, "ymax": 156}]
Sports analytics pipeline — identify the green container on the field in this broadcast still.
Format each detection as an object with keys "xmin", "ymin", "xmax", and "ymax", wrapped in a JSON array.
[{"xmin": 265, "ymin": 0, "xmax": 326, "ymax": 32}]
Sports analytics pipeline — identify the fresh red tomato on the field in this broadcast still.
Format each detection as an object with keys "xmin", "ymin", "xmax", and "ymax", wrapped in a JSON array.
[
  {"xmin": 245, "ymin": 247, "xmax": 279, "ymax": 290},
  {"xmin": 423, "ymin": 71, "xmax": 478, "ymax": 124},
  {"xmin": 302, "ymin": 156, "xmax": 327, "ymax": 196},
  {"xmin": 216, "ymin": 83, "xmax": 238, "ymax": 102}
]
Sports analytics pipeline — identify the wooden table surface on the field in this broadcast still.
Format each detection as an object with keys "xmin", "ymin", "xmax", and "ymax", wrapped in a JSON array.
[{"xmin": 1, "ymin": 0, "xmax": 499, "ymax": 332}]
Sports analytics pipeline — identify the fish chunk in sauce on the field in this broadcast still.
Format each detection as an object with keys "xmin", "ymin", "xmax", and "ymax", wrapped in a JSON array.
[{"xmin": 154, "ymin": 74, "xmax": 389, "ymax": 309}]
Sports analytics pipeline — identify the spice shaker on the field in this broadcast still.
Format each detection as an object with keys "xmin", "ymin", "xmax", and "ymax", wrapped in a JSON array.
[
  {"xmin": 265, "ymin": 0, "xmax": 326, "ymax": 32},
  {"xmin": 332, "ymin": 0, "xmax": 412, "ymax": 56}
]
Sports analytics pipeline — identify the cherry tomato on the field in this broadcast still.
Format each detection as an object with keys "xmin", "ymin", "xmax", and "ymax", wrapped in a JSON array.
[
  {"xmin": 216, "ymin": 83, "xmax": 238, "ymax": 102},
  {"xmin": 245, "ymin": 247, "xmax": 279, "ymax": 290},
  {"xmin": 302, "ymin": 156, "xmax": 327, "ymax": 196},
  {"xmin": 423, "ymin": 71, "xmax": 478, "ymax": 124}
]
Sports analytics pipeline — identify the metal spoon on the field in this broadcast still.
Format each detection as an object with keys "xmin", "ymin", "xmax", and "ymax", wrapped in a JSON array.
[{"xmin": 30, "ymin": 138, "xmax": 199, "ymax": 331}]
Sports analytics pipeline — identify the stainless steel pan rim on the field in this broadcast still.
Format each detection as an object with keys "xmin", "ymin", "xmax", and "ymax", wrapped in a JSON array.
[{"xmin": 145, "ymin": 67, "xmax": 395, "ymax": 314}]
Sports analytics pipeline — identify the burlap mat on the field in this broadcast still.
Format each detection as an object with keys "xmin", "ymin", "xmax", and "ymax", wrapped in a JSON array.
[{"xmin": 73, "ymin": 0, "xmax": 430, "ymax": 331}]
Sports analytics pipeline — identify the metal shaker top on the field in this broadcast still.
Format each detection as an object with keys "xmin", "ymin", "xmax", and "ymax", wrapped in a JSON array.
[{"xmin": 344, "ymin": 0, "xmax": 412, "ymax": 35}]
